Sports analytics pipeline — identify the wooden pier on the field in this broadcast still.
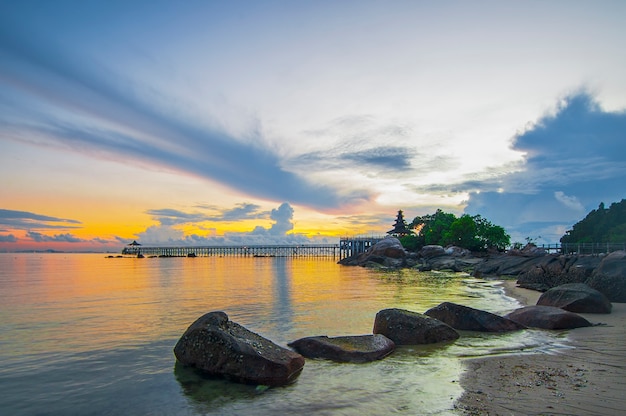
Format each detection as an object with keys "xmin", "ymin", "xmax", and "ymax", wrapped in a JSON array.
[
  {"xmin": 121, "ymin": 237, "xmax": 389, "ymax": 259},
  {"xmin": 122, "ymin": 239, "xmax": 626, "ymax": 260},
  {"xmin": 122, "ymin": 244, "xmax": 341, "ymax": 258}
]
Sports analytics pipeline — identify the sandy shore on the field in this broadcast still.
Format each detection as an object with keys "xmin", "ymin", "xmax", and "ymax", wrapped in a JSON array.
[{"xmin": 455, "ymin": 281, "xmax": 626, "ymax": 416}]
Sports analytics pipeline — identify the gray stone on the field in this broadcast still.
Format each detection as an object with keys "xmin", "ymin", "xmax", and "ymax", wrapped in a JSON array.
[
  {"xmin": 174, "ymin": 311, "xmax": 305, "ymax": 386},
  {"xmin": 373, "ymin": 308, "xmax": 459, "ymax": 345},
  {"xmin": 586, "ymin": 250, "xmax": 626, "ymax": 302},
  {"xmin": 425, "ymin": 302, "xmax": 525, "ymax": 332},
  {"xmin": 288, "ymin": 334, "xmax": 395, "ymax": 363},
  {"xmin": 419, "ymin": 245, "xmax": 445, "ymax": 258},
  {"xmin": 505, "ymin": 305, "xmax": 592, "ymax": 329},
  {"xmin": 537, "ymin": 283, "xmax": 612, "ymax": 314}
]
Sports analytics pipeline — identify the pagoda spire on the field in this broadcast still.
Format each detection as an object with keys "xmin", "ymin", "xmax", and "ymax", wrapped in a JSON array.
[{"xmin": 387, "ymin": 210, "xmax": 412, "ymax": 237}]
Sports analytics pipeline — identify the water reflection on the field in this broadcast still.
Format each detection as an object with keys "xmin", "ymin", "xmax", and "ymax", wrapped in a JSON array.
[
  {"xmin": 174, "ymin": 361, "xmax": 263, "ymax": 412},
  {"xmin": 271, "ymin": 258, "xmax": 294, "ymax": 335},
  {"xmin": 1, "ymin": 254, "xmax": 570, "ymax": 416}
]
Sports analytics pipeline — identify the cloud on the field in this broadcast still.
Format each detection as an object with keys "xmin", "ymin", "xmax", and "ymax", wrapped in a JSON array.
[
  {"xmin": 289, "ymin": 116, "xmax": 418, "ymax": 175},
  {"xmin": 0, "ymin": 23, "xmax": 343, "ymax": 210},
  {"xmin": 0, "ymin": 234, "xmax": 17, "ymax": 242},
  {"xmin": 464, "ymin": 91, "xmax": 626, "ymax": 243},
  {"xmin": 0, "ymin": 209, "xmax": 82, "ymax": 230},
  {"xmin": 554, "ymin": 191, "xmax": 584, "ymax": 212},
  {"xmin": 136, "ymin": 202, "xmax": 321, "ymax": 245},
  {"xmin": 27, "ymin": 231, "xmax": 85, "ymax": 243},
  {"xmin": 146, "ymin": 203, "xmax": 267, "ymax": 226},
  {"xmin": 145, "ymin": 209, "xmax": 210, "ymax": 226},
  {"xmin": 252, "ymin": 202, "xmax": 295, "ymax": 236}
]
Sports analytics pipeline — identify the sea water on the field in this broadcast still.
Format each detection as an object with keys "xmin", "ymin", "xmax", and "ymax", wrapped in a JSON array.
[{"xmin": 0, "ymin": 253, "xmax": 569, "ymax": 415}]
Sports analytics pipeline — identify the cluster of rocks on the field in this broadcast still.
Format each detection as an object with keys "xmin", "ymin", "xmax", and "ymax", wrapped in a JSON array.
[
  {"xmin": 338, "ymin": 237, "xmax": 626, "ymax": 303},
  {"xmin": 174, "ymin": 283, "xmax": 611, "ymax": 387}
]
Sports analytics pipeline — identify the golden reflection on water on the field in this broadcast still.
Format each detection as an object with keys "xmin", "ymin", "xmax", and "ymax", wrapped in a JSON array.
[
  {"xmin": 1, "ymin": 253, "xmax": 564, "ymax": 416},
  {"xmin": 1, "ymin": 253, "xmax": 519, "ymax": 357}
]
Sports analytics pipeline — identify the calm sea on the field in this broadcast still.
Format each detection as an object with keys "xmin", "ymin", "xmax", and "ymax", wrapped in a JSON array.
[{"xmin": 0, "ymin": 253, "xmax": 568, "ymax": 415}]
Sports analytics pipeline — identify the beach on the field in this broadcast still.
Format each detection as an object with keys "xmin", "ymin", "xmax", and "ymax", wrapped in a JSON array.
[{"xmin": 456, "ymin": 281, "xmax": 626, "ymax": 416}]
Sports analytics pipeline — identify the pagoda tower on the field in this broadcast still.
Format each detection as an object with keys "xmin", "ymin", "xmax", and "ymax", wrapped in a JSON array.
[{"xmin": 387, "ymin": 210, "xmax": 412, "ymax": 237}]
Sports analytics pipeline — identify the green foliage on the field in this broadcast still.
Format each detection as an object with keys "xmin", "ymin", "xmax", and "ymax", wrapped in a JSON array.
[
  {"xmin": 443, "ymin": 215, "xmax": 478, "ymax": 249},
  {"xmin": 560, "ymin": 199, "xmax": 626, "ymax": 244},
  {"xmin": 411, "ymin": 209, "xmax": 456, "ymax": 246},
  {"xmin": 409, "ymin": 209, "xmax": 510, "ymax": 252},
  {"xmin": 399, "ymin": 234, "xmax": 422, "ymax": 251}
]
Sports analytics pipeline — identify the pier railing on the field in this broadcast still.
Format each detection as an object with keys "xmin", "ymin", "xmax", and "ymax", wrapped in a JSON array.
[
  {"xmin": 122, "ymin": 237, "xmax": 391, "ymax": 259},
  {"xmin": 122, "ymin": 244, "xmax": 340, "ymax": 258},
  {"xmin": 536, "ymin": 242, "xmax": 626, "ymax": 255},
  {"xmin": 339, "ymin": 236, "xmax": 386, "ymax": 259}
]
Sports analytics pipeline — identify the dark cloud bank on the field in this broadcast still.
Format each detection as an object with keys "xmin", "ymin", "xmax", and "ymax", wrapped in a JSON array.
[{"xmin": 464, "ymin": 93, "xmax": 626, "ymax": 243}]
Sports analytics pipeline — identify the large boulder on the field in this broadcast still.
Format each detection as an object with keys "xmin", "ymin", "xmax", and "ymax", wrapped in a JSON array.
[
  {"xmin": 424, "ymin": 302, "xmax": 525, "ymax": 332},
  {"xmin": 444, "ymin": 246, "xmax": 471, "ymax": 257},
  {"xmin": 586, "ymin": 250, "xmax": 626, "ymax": 302},
  {"xmin": 371, "ymin": 237, "xmax": 407, "ymax": 259},
  {"xmin": 505, "ymin": 305, "xmax": 592, "ymax": 329},
  {"xmin": 288, "ymin": 334, "xmax": 395, "ymax": 363},
  {"xmin": 174, "ymin": 311, "xmax": 305, "ymax": 386},
  {"xmin": 419, "ymin": 245, "xmax": 446, "ymax": 258},
  {"xmin": 373, "ymin": 308, "xmax": 459, "ymax": 345},
  {"xmin": 537, "ymin": 283, "xmax": 612, "ymax": 314},
  {"xmin": 338, "ymin": 237, "xmax": 407, "ymax": 268}
]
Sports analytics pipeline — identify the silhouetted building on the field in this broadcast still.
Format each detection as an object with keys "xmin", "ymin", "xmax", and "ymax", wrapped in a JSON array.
[{"xmin": 387, "ymin": 210, "xmax": 412, "ymax": 237}]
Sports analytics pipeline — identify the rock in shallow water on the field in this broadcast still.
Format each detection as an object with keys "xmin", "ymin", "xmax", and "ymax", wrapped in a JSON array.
[
  {"xmin": 373, "ymin": 308, "xmax": 459, "ymax": 345},
  {"xmin": 425, "ymin": 302, "xmax": 526, "ymax": 332},
  {"xmin": 288, "ymin": 334, "xmax": 395, "ymax": 363},
  {"xmin": 173, "ymin": 311, "xmax": 305, "ymax": 386}
]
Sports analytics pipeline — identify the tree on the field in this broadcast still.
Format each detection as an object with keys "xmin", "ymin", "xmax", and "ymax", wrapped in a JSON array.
[
  {"xmin": 443, "ymin": 215, "xmax": 478, "ymax": 249},
  {"xmin": 560, "ymin": 199, "xmax": 626, "ymax": 244},
  {"xmin": 474, "ymin": 216, "xmax": 510, "ymax": 251},
  {"xmin": 408, "ymin": 210, "xmax": 510, "ymax": 252},
  {"xmin": 412, "ymin": 209, "xmax": 456, "ymax": 246}
]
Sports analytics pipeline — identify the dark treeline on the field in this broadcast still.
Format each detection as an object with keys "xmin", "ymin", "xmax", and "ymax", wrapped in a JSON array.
[{"xmin": 561, "ymin": 199, "xmax": 626, "ymax": 244}]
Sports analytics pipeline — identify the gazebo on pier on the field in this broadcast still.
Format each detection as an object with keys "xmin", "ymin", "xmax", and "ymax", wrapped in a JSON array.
[
  {"xmin": 122, "ymin": 240, "xmax": 142, "ymax": 256},
  {"xmin": 387, "ymin": 210, "xmax": 413, "ymax": 237}
]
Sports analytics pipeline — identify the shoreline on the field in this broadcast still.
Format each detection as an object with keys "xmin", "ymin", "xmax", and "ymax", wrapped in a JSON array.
[{"xmin": 455, "ymin": 280, "xmax": 626, "ymax": 415}]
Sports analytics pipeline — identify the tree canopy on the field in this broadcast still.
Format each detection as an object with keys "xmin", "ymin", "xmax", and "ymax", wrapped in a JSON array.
[
  {"xmin": 399, "ymin": 209, "xmax": 510, "ymax": 252},
  {"xmin": 560, "ymin": 199, "xmax": 626, "ymax": 244}
]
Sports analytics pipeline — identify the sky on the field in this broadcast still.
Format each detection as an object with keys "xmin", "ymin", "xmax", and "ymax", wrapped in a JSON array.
[{"xmin": 1, "ymin": 0, "xmax": 625, "ymax": 252}]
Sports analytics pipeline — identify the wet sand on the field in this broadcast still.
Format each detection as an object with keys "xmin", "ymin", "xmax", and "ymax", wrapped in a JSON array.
[{"xmin": 456, "ymin": 281, "xmax": 626, "ymax": 416}]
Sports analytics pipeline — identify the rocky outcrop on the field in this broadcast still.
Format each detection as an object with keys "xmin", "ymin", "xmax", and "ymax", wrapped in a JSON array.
[
  {"xmin": 174, "ymin": 311, "xmax": 305, "ymax": 386},
  {"xmin": 515, "ymin": 255, "xmax": 601, "ymax": 291},
  {"xmin": 373, "ymin": 308, "xmax": 459, "ymax": 345},
  {"xmin": 424, "ymin": 302, "xmax": 525, "ymax": 332},
  {"xmin": 288, "ymin": 334, "xmax": 395, "ymax": 363},
  {"xmin": 586, "ymin": 250, "xmax": 626, "ymax": 302},
  {"xmin": 473, "ymin": 254, "xmax": 554, "ymax": 278},
  {"xmin": 505, "ymin": 305, "xmax": 592, "ymax": 329},
  {"xmin": 537, "ymin": 283, "xmax": 612, "ymax": 314},
  {"xmin": 338, "ymin": 237, "xmax": 410, "ymax": 269},
  {"xmin": 338, "ymin": 240, "xmax": 626, "ymax": 303}
]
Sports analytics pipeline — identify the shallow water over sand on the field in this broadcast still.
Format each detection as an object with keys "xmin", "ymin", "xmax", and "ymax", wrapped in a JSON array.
[{"xmin": 0, "ymin": 254, "xmax": 569, "ymax": 415}]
